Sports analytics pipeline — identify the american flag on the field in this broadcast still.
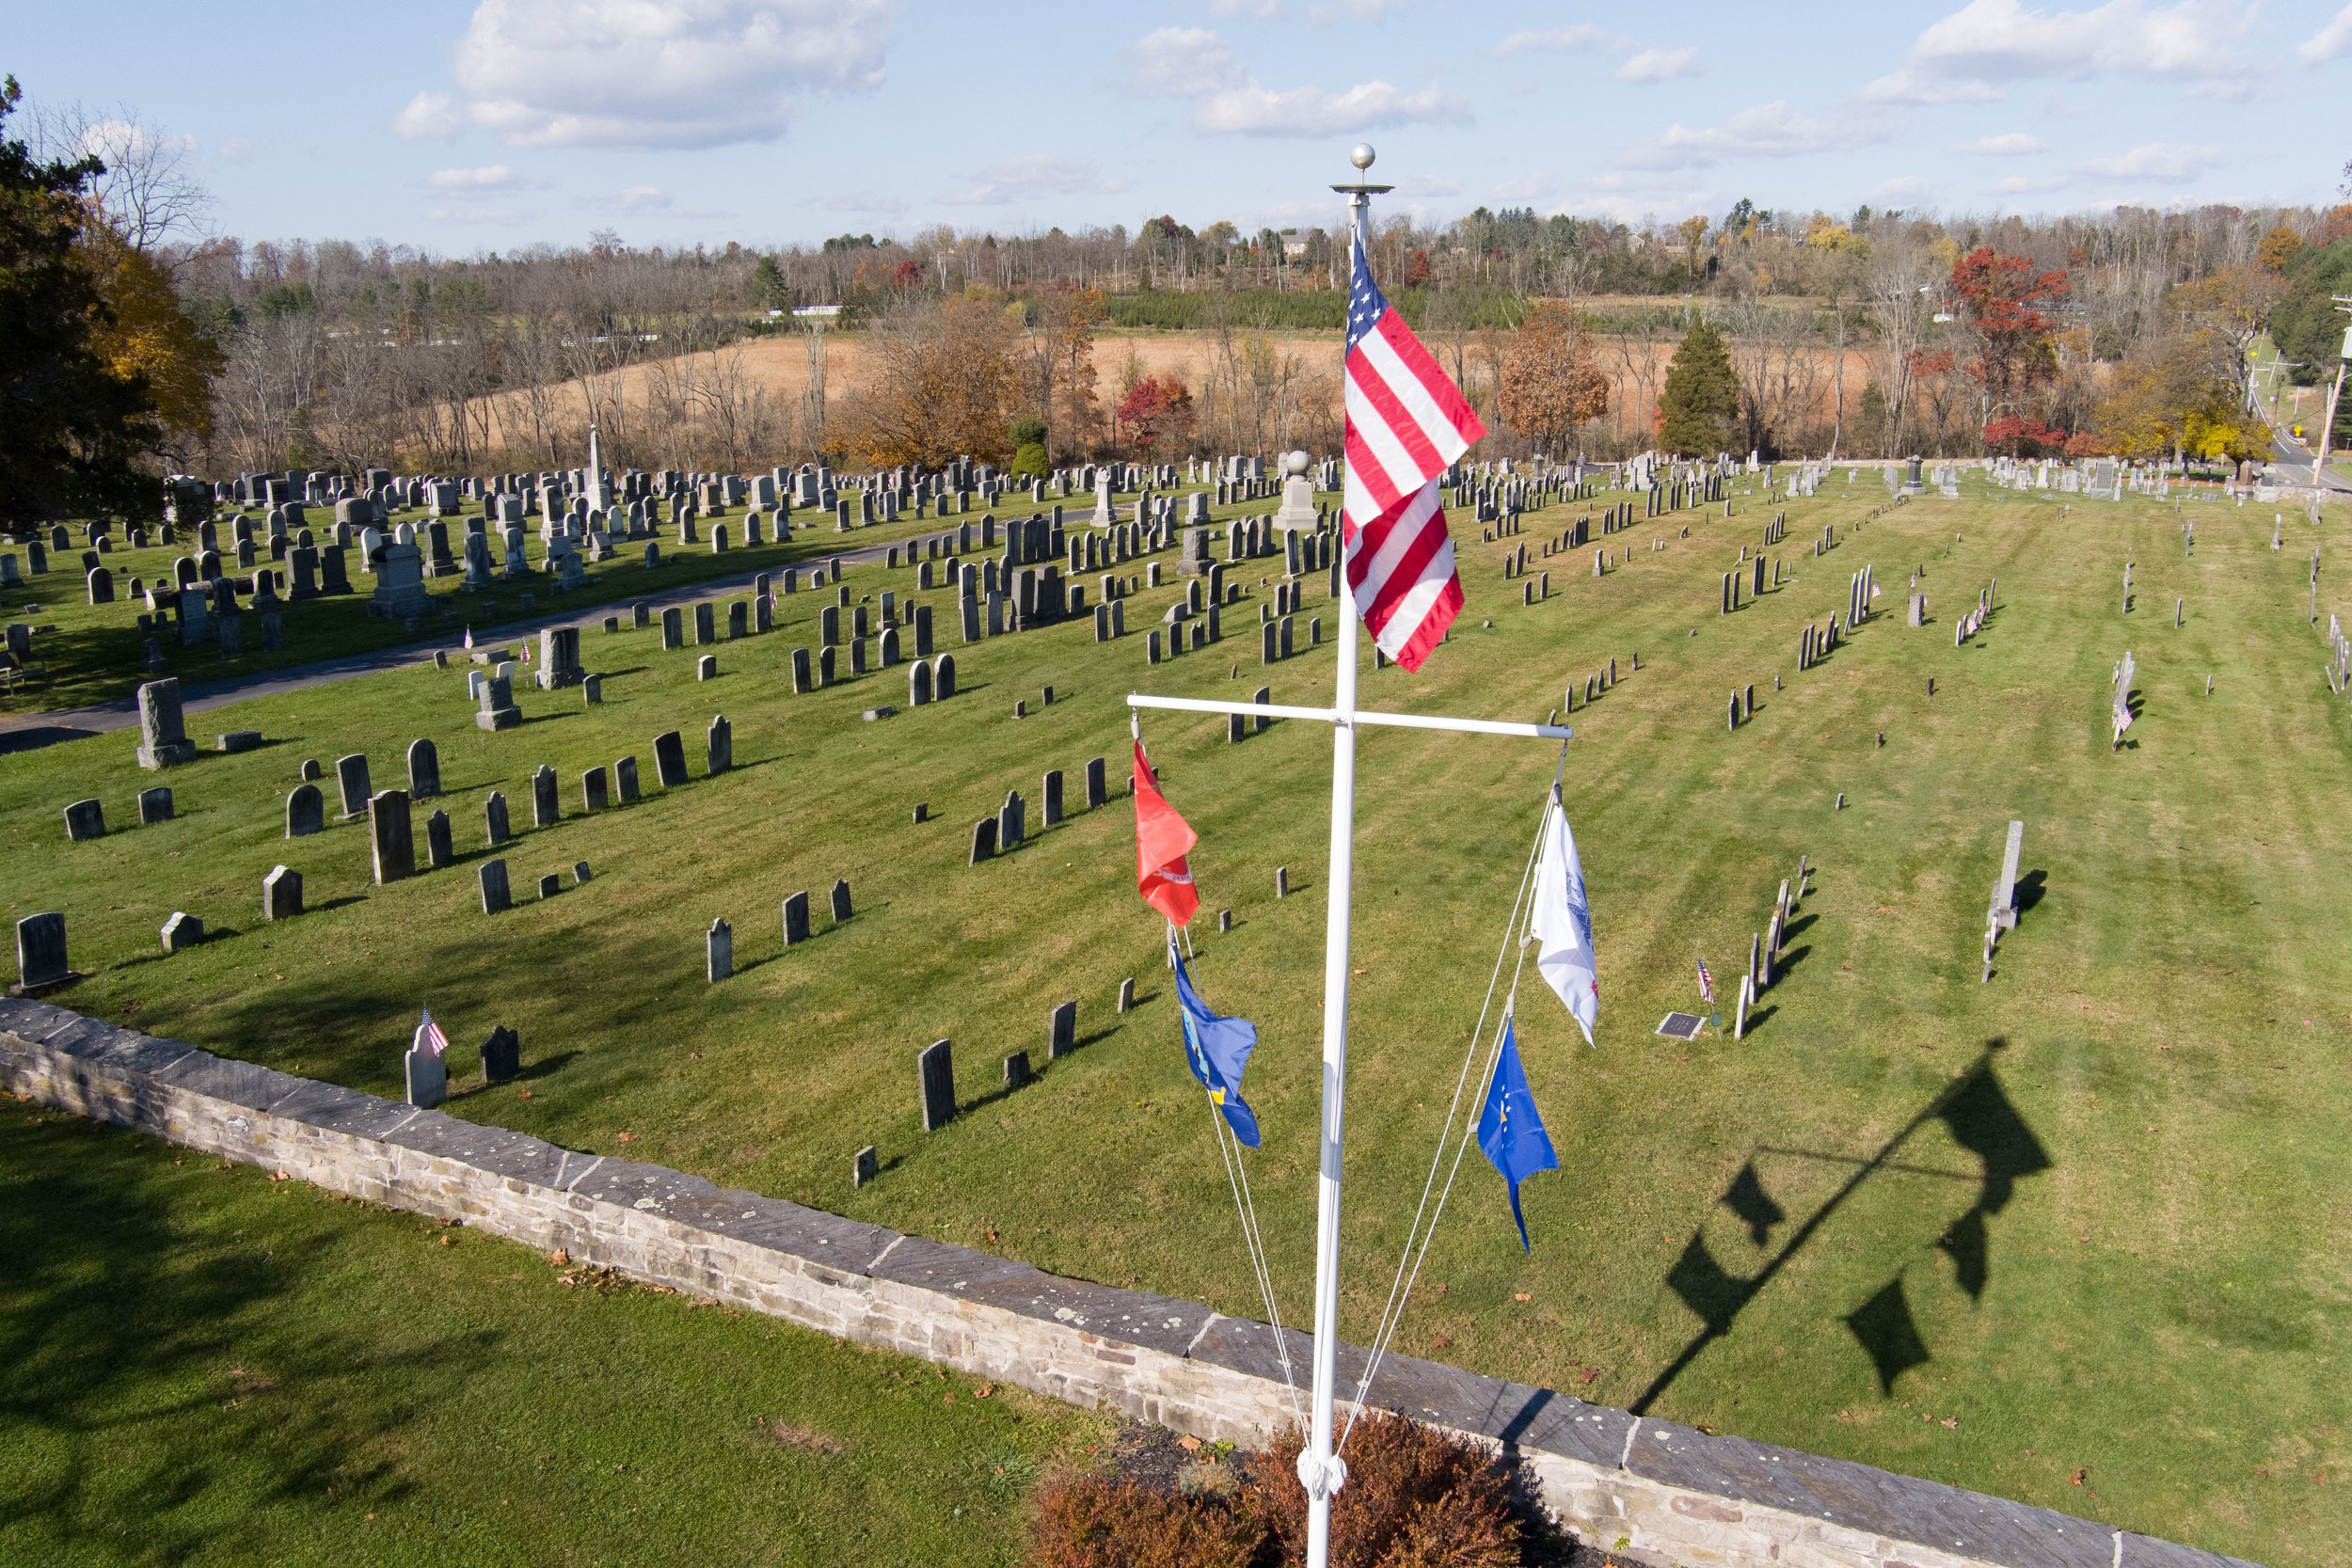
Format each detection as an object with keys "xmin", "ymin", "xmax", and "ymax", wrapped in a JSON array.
[
  {"xmin": 1343, "ymin": 233, "xmax": 1485, "ymax": 671},
  {"xmin": 414, "ymin": 1007, "xmax": 451, "ymax": 1058},
  {"xmin": 1695, "ymin": 956, "xmax": 1714, "ymax": 1006}
]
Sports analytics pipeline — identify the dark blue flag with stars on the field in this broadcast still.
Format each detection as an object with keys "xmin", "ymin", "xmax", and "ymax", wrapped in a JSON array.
[
  {"xmin": 1172, "ymin": 940, "xmax": 1261, "ymax": 1148},
  {"xmin": 1476, "ymin": 1017, "xmax": 1559, "ymax": 1251}
]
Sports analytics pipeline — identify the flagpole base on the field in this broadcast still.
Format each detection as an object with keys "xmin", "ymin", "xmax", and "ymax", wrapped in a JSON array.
[{"xmin": 1297, "ymin": 1449, "xmax": 1347, "ymax": 1499}]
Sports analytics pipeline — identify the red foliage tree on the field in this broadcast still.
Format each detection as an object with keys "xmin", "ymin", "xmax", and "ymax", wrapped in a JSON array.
[
  {"xmin": 1949, "ymin": 246, "xmax": 2069, "ymax": 454},
  {"xmin": 1116, "ymin": 374, "xmax": 1194, "ymax": 453},
  {"xmin": 891, "ymin": 258, "xmax": 922, "ymax": 289}
]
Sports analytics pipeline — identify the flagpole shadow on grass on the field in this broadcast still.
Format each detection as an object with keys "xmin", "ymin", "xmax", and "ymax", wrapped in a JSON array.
[{"xmin": 1629, "ymin": 1040, "xmax": 2049, "ymax": 1416}]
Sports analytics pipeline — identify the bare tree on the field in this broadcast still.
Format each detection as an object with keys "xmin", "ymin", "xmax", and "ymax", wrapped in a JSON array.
[{"xmin": 31, "ymin": 101, "xmax": 210, "ymax": 254}]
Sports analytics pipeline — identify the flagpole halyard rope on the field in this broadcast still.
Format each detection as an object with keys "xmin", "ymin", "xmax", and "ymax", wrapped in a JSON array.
[
  {"xmin": 1202, "ymin": 1068, "xmax": 1309, "ymax": 1430},
  {"xmin": 1338, "ymin": 788, "xmax": 1554, "ymax": 1449}
]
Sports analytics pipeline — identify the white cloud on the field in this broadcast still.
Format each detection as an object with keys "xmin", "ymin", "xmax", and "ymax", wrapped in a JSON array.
[
  {"xmin": 943, "ymin": 156, "xmax": 1132, "ymax": 206},
  {"xmin": 1868, "ymin": 174, "xmax": 1937, "ymax": 202},
  {"xmin": 2078, "ymin": 140, "xmax": 2221, "ymax": 181},
  {"xmin": 1616, "ymin": 47, "xmax": 1700, "ymax": 83},
  {"xmin": 1993, "ymin": 172, "xmax": 2075, "ymax": 193},
  {"xmin": 1956, "ymin": 132, "xmax": 2046, "ymax": 154},
  {"xmin": 427, "ymin": 164, "xmax": 549, "ymax": 191},
  {"xmin": 1125, "ymin": 25, "xmax": 1467, "ymax": 135},
  {"xmin": 816, "ymin": 193, "xmax": 907, "ymax": 215},
  {"xmin": 394, "ymin": 89, "xmax": 457, "ymax": 139},
  {"xmin": 1211, "ymin": 0, "xmax": 1282, "ymax": 17},
  {"xmin": 1858, "ymin": 68, "xmax": 2003, "ymax": 104},
  {"xmin": 429, "ymin": 204, "xmax": 529, "ymax": 225},
  {"xmin": 1308, "ymin": 0, "xmax": 1403, "ymax": 21},
  {"xmin": 1496, "ymin": 24, "xmax": 1609, "ymax": 55},
  {"xmin": 615, "ymin": 184, "xmax": 672, "ymax": 209},
  {"xmin": 1395, "ymin": 173, "xmax": 1464, "ymax": 198},
  {"xmin": 421, "ymin": 0, "xmax": 899, "ymax": 150},
  {"xmin": 1490, "ymin": 171, "xmax": 1555, "ymax": 201},
  {"xmin": 1620, "ymin": 101, "xmax": 1870, "ymax": 169},
  {"xmin": 216, "ymin": 135, "xmax": 252, "ymax": 163},
  {"xmin": 1910, "ymin": 0, "xmax": 2249, "ymax": 81},
  {"xmin": 2299, "ymin": 4, "xmax": 2352, "ymax": 62}
]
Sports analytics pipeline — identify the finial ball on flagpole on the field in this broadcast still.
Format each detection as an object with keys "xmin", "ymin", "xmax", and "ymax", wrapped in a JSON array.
[{"xmin": 1351, "ymin": 143, "xmax": 1376, "ymax": 170}]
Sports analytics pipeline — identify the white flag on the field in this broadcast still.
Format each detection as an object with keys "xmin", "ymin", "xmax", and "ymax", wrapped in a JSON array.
[{"xmin": 1528, "ymin": 786, "xmax": 1597, "ymax": 1045}]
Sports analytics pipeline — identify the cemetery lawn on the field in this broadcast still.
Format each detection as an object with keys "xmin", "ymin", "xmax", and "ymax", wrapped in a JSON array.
[
  {"xmin": 0, "ymin": 1103, "xmax": 1110, "ymax": 1566},
  {"xmin": 6, "ymin": 476, "xmax": 2350, "ymax": 1563},
  {"xmin": 0, "ymin": 503, "xmax": 960, "ymax": 715}
]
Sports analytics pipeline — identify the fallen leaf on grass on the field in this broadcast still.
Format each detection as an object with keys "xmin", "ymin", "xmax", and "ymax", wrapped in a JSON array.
[
  {"xmin": 1431, "ymin": 1335, "xmax": 1453, "ymax": 1350},
  {"xmin": 616, "ymin": 1132, "xmax": 637, "ymax": 1142},
  {"xmin": 1179, "ymin": 1434, "xmax": 1202, "ymax": 1451},
  {"xmin": 548, "ymin": 1248, "xmax": 569, "ymax": 1266},
  {"xmin": 974, "ymin": 1384, "xmax": 993, "ymax": 1398},
  {"xmin": 1514, "ymin": 1292, "xmax": 1531, "ymax": 1303},
  {"xmin": 1580, "ymin": 1368, "xmax": 1599, "ymax": 1385},
  {"xmin": 2069, "ymin": 1467, "xmax": 2088, "ymax": 1485}
]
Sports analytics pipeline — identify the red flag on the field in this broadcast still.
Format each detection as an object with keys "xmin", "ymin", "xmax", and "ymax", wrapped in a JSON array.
[{"xmin": 1133, "ymin": 740, "xmax": 1200, "ymax": 927}]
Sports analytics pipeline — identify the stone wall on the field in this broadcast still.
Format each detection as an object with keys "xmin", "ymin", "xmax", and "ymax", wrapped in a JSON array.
[{"xmin": 0, "ymin": 996, "xmax": 2252, "ymax": 1568}]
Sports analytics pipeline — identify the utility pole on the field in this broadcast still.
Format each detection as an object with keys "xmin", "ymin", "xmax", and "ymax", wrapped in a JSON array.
[{"xmin": 2313, "ymin": 295, "xmax": 2352, "ymax": 491}]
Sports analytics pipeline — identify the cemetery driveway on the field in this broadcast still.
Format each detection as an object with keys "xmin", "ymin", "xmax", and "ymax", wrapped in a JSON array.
[{"xmin": 0, "ymin": 527, "xmax": 960, "ymax": 755}]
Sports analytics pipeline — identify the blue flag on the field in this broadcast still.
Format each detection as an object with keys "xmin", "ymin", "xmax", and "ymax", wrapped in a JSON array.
[
  {"xmin": 1172, "ymin": 944, "xmax": 1262, "ymax": 1148},
  {"xmin": 1476, "ymin": 1018, "xmax": 1559, "ymax": 1251}
]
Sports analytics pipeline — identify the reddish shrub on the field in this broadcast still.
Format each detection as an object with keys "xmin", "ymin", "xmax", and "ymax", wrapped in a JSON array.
[
  {"xmin": 1027, "ymin": 1471, "xmax": 1262, "ymax": 1568},
  {"xmin": 1244, "ymin": 1416, "xmax": 1519, "ymax": 1568}
]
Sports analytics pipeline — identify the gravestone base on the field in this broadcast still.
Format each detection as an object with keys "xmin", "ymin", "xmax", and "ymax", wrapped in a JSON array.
[
  {"xmin": 135, "ymin": 739, "xmax": 196, "ymax": 770},
  {"xmin": 475, "ymin": 705, "xmax": 523, "ymax": 732}
]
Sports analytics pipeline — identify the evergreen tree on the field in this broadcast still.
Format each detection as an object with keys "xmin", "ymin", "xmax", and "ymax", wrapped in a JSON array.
[
  {"xmin": 0, "ymin": 76, "xmax": 165, "ymax": 529},
  {"xmin": 1656, "ymin": 318, "xmax": 1740, "ymax": 456}
]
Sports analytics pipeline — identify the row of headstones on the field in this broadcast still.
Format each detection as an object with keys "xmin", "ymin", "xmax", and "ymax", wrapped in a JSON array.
[
  {"xmin": 1561, "ymin": 655, "xmax": 1631, "ymax": 719},
  {"xmin": 1729, "ymin": 860, "xmax": 1808, "ymax": 1039},
  {"xmin": 704, "ymin": 879, "xmax": 855, "ymax": 980},
  {"xmin": 404, "ymin": 1023, "xmax": 523, "ymax": 1109}
]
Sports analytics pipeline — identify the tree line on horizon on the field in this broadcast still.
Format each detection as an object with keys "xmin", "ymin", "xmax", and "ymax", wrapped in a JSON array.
[{"xmin": 4, "ymin": 69, "xmax": 2348, "ymax": 526}]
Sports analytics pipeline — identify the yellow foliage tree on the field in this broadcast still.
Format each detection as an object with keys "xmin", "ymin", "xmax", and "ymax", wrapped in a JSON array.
[
  {"xmin": 2097, "ymin": 330, "xmax": 2261, "ymax": 464},
  {"xmin": 838, "ymin": 293, "xmax": 1029, "ymax": 467},
  {"xmin": 1497, "ymin": 300, "xmax": 1608, "ymax": 457},
  {"xmin": 79, "ymin": 219, "xmax": 220, "ymax": 441}
]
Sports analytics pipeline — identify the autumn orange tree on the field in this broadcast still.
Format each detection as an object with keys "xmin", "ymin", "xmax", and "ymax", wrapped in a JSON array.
[
  {"xmin": 1114, "ymin": 374, "xmax": 1193, "ymax": 453},
  {"xmin": 838, "ymin": 293, "xmax": 1029, "ymax": 467},
  {"xmin": 1948, "ymin": 246, "xmax": 2068, "ymax": 454},
  {"xmin": 1496, "ymin": 299, "xmax": 1607, "ymax": 457},
  {"xmin": 1033, "ymin": 282, "xmax": 1104, "ymax": 457}
]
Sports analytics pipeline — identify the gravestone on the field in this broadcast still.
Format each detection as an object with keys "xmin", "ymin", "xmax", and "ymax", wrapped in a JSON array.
[
  {"xmin": 1085, "ymin": 755, "xmax": 1107, "ymax": 810},
  {"xmin": 336, "ymin": 754, "xmax": 373, "ymax": 819},
  {"xmin": 917, "ymin": 1039, "xmax": 955, "ymax": 1131},
  {"xmin": 262, "ymin": 865, "xmax": 303, "ymax": 921},
  {"xmin": 160, "ymin": 911, "xmax": 204, "ymax": 955},
  {"xmin": 485, "ymin": 790, "xmax": 512, "ymax": 846},
  {"xmin": 285, "ymin": 784, "xmax": 325, "ymax": 838},
  {"xmin": 425, "ymin": 809, "xmax": 453, "ymax": 868},
  {"xmin": 406, "ymin": 738, "xmax": 441, "ymax": 799},
  {"xmin": 480, "ymin": 858, "xmax": 513, "ymax": 913},
  {"xmin": 405, "ymin": 1042, "xmax": 447, "ymax": 1109},
  {"xmin": 481, "ymin": 1026, "xmax": 521, "ymax": 1084},
  {"xmin": 615, "ymin": 756, "xmax": 641, "ymax": 803},
  {"xmin": 1042, "ymin": 768, "xmax": 1063, "ymax": 826},
  {"xmin": 62, "ymin": 800, "xmax": 104, "ymax": 842},
  {"xmin": 370, "ymin": 789, "xmax": 415, "ymax": 882},
  {"xmin": 653, "ymin": 730, "xmax": 689, "ymax": 787},
  {"xmin": 532, "ymin": 765, "xmax": 559, "ymax": 827},
  {"xmin": 1048, "ymin": 1000, "xmax": 1077, "ymax": 1059},
  {"xmin": 970, "ymin": 817, "xmax": 997, "ymax": 863},
  {"xmin": 830, "ymin": 879, "xmax": 852, "ymax": 923},
  {"xmin": 707, "ymin": 918, "xmax": 734, "ymax": 982},
  {"xmin": 707, "ymin": 715, "xmax": 732, "ymax": 774},
  {"xmin": 582, "ymin": 767, "xmax": 611, "ymax": 813},
  {"xmin": 782, "ymin": 891, "xmax": 811, "ymax": 945},
  {"xmin": 13, "ymin": 912, "xmax": 73, "ymax": 995},
  {"xmin": 536, "ymin": 625, "xmax": 584, "ymax": 689},
  {"xmin": 136, "ymin": 786, "xmax": 173, "ymax": 825},
  {"xmin": 135, "ymin": 679, "xmax": 197, "ymax": 768}
]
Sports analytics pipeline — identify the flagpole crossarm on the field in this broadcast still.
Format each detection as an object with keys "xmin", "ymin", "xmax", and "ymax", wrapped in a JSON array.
[{"xmin": 1127, "ymin": 692, "xmax": 1572, "ymax": 742}]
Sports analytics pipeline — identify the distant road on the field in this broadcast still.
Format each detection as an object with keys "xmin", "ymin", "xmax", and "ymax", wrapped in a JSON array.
[{"xmin": 0, "ymin": 523, "xmax": 970, "ymax": 755}]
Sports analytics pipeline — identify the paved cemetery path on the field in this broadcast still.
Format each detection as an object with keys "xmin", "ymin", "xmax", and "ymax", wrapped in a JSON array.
[{"xmin": 0, "ymin": 525, "xmax": 971, "ymax": 755}]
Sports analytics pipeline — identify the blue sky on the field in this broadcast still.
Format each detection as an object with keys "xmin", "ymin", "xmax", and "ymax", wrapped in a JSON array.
[{"xmin": 11, "ymin": 0, "xmax": 2349, "ymax": 251}]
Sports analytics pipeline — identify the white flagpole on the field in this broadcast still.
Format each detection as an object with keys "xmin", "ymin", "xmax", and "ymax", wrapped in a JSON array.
[{"xmin": 1301, "ymin": 141, "xmax": 1391, "ymax": 1568}]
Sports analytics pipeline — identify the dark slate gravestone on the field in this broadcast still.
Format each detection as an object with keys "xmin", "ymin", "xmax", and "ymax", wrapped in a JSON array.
[
  {"xmin": 652, "ymin": 730, "xmax": 689, "ymax": 787},
  {"xmin": 13, "ymin": 912, "xmax": 73, "ymax": 995},
  {"xmin": 407, "ymin": 737, "xmax": 441, "ymax": 799},
  {"xmin": 615, "ymin": 756, "xmax": 641, "ymax": 803},
  {"xmin": 781, "ymin": 891, "xmax": 811, "ymax": 945},
  {"xmin": 970, "ymin": 818, "xmax": 997, "ymax": 863},
  {"xmin": 479, "ymin": 858, "xmax": 512, "ymax": 913},
  {"xmin": 485, "ymin": 790, "xmax": 512, "ymax": 847},
  {"xmin": 481, "ymin": 1025, "xmax": 520, "ymax": 1084},
  {"xmin": 63, "ymin": 799, "xmax": 104, "ymax": 841},
  {"xmin": 532, "ymin": 765, "xmax": 559, "ymax": 827},
  {"xmin": 538, "ymin": 874, "xmax": 561, "ymax": 899},
  {"xmin": 262, "ymin": 864, "xmax": 303, "ymax": 921},
  {"xmin": 1084, "ymin": 755, "xmax": 1107, "ymax": 810},
  {"xmin": 582, "ymin": 767, "xmax": 611, "ymax": 813},
  {"xmin": 1004, "ymin": 1051, "xmax": 1032, "ymax": 1090},
  {"xmin": 853, "ymin": 1146, "xmax": 879, "ymax": 1187},
  {"xmin": 707, "ymin": 918, "xmax": 733, "ymax": 982},
  {"xmin": 370, "ymin": 790, "xmax": 415, "ymax": 883},
  {"xmin": 791, "ymin": 647, "xmax": 813, "ymax": 693},
  {"xmin": 933, "ymin": 653, "xmax": 955, "ymax": 698},
  {"xmin": 917, "ymin": 1039, "xmax": 955, "ymax": 1132},
  {"xmin": 1118, "ymin": 976, "xmax": 1136, "ymax": 1013},
  {"xmin": 1041, "ymin": 768, "xmax": 1063, "ymax": 826},
  {"xmin": 830, "ymin": 879, "xmax": 852, "ymax": 923},
  {"xmin": 423, "ymin": 808, "xmax": 453, "ymax": 867},
  {"xmin": 136, "ymin": 786, "xmax": 173, "ymax": 825},
  {"xmin": 336, "ymin": 753, "xmax": 373, "ymax": 819},
  {"xmin": 1049, "ymin": 1000, "xmax": 1077, "ymax": 1059},
  {"xmin": 707, "ymin": 715, "xmax": 732, "ymax": 774},
  {"xmin": 286, "ymin": 783, "xmax": 325, "ymax": 838}
]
